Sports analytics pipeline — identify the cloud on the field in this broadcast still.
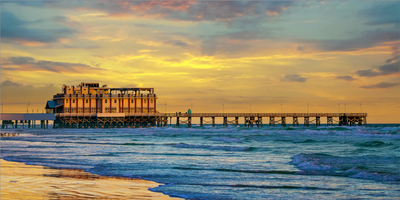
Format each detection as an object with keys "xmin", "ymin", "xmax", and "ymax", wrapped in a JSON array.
[
  {"xmin": 1, "ymin": 80, "xmax": 22, "ymax": 86},
  {"xmin": 360, "ymin": 82, "xmax": 400, "ymax": 89},
  {"xmin": 9, "ymin": 1, "xmax": 295, "ymax": 23},
  {"xmin": 297, "ymin": 46, "xmax": 305, "ymax": 51},
  {"xmin": 359, "ymin": 2, "xmax": 400, "ymax": 26},
  {"xmin": 356, "ymin": 62, "xmax": 400, "ymax": 77},
  {"xmin": 51, "ymin": 15, "xmax": 82, "ymax": 27},
  {"xmin": 310, "ymin": 29, "xmax": 399, "ymax": 52},
  {"xmin": 1, "ymin": 56, "xmax": 102, "ymax": 74},
  {"xmin": 1, "ymin": 11, "xmax": 76, "ymax": 45},
  {"xmin": 336, "ymin": 76, "xmax": 355, "ymax": 81},
  {"xmin": 386, "ymin": 55, "xmax": 400, "ymax": 64},
  {"xmin": 163, "ymin": 40, "xmax": 187, "ymax": 47},
  {"xmin": 281, "ymin": 74, "xmax": 307, "ymax": 82}
]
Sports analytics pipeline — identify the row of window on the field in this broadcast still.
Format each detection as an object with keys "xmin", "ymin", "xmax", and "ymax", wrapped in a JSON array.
[
  {"xmin": 65, "ymin": 99, "xmax": 154, "ymax": 104},
  {"xmin": 63, "ymin": 107, "xmax": 155, "ymax": 113}
]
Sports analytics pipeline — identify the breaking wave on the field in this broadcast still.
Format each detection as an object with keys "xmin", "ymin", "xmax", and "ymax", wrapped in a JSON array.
[{"xmin": 290, "ymin": 153, "xmax": 400, "ymax": 182}]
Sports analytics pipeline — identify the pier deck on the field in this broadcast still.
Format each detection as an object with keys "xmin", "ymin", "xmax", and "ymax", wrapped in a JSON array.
[{"xmin": 1, "ymin": 113, "xmax": 367, "ymax": 129}]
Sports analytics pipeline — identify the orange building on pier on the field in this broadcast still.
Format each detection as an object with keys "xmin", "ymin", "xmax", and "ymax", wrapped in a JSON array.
[{"xmin": 46, "ymin": 82, "xmax": 157, "ymax": 114}]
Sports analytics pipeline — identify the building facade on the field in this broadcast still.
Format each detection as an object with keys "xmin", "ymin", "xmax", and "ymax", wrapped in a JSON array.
[{"xmin": 46, "ymin": 82, "xmax": 158, "ymax": 114}]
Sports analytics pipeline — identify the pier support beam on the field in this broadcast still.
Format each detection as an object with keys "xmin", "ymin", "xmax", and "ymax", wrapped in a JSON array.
[
  {"xmin": 200, "ymin": 117, "xmax": 203, "ymax": 127},
  {"xmin": 339, "ymin": 116, "xmax": 347, "ymax": 126},
  {"xmin": 235, "ymin": 117, "xmax": 239, "ymax": 126},
  {"xmin": 269, "ymin": 117, "xmax": 275, "ymax": 126},
  {"xmin": 176, "ymin": 117, "xmax": 180, "ymax": 127},
  {"xmin": 293, "ymin": 117, "xmax": 299, "ymax": 126},
  {"xmin": 212, "ymin": 117, "xmax": 215, "ymax": 127},
  {"xmin": 188, "ymin": 117, "xmax": 192, "ymax": 128},
  {"xmin": 223, "ymin": 117, "xmax": 228, "ymax": 127},
  {"xmin": 257, "ymin": 117, "xmax": 262, "ymax": 127},
  {"xmin": 316, "ymin": 117, "xmax": 320, "ymax": 127},
  {"xmin": 304, "ymin": 117, "xmax": 309, "ymax": 127},
  {"xmin": 164, "ymin": 117, "xmax": 168, "ymax": 127},
  {"xmin": 327, "ymin": 117, "xmax": 333, "ymax": 126},
  {"xmin": 281, "ymin": 117, "xmax": 286, "ymax": 127}
]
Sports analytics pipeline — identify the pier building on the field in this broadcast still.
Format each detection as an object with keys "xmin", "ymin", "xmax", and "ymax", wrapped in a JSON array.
[{"xmin": 46, "ymin": 82, "xmax": 157, "ymax": 114}]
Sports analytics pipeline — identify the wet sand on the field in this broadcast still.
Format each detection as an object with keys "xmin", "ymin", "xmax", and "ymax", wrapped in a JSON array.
[{"xmin": 0, "ymin": 159, "xmax": 182, "ymax": 199}]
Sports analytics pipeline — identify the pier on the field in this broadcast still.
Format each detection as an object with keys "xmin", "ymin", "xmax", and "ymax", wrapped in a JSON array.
[
  {"xmin": 0, "ymin": 114, "xmax": 55, "ymax": 129},
  {"xmin": 0, "ymin": 82, "xmax": 367, "ymax": 129},
  {"xmin": 47, "ymin": 113, "xmax": 367, "ymax": 128}
]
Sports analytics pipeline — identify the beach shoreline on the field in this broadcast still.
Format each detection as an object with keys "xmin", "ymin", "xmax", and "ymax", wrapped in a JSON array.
[{"xmin": 0, "ymin": 159, "xmax": 182, "ymax": 199}]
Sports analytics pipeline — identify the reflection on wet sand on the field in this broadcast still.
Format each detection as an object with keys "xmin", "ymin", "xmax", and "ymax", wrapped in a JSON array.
[{"xmin": 0, "ymin": 159, "xmax": 181, "ymax": 199}]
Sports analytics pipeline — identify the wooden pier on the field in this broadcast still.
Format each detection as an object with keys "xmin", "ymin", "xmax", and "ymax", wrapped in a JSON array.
[{"xmin": 48, "ymin": 113, "xmax": 367, "ymax": 128}]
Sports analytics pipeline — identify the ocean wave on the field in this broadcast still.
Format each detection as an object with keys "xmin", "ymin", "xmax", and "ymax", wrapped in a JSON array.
[
  {"xmin": 173, "ymin": 143, "xmax": 254, "ymax": 151},
  {"xmin": 122, "ymin": 142, "xmax": 155, "ymax": 146},
  {"xmin": 210, "ymin": 137, "xmax": 244, "ymax": 143},
  {"xmin": 355, "ymin": 141, "xmax": 392, "ymax": 147},
  {"xmin": 231, "ymin": 184, "xmax": 341, "ymax": 191},
  {"xmin": 290, "ymin": 153, "xmax": 400, "ymax": 182},
  {"xmin": 291, "ymin": 139, "xmax": 317, "ymax": 143}
]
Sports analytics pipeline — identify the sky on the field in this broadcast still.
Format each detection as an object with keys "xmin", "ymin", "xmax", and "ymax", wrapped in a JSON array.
[{"xmin": 1, "ymin": 0, "xmax": 399, "ymax": 123}]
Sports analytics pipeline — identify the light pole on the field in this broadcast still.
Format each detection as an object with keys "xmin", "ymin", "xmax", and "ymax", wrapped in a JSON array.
[
  {"xmin": 27, "ymin": 101, "xmax": 30, "ymax": 113},
  {"xmin": 338, "ymin": 103, "xmax": 340, "ymax": 113},
  {"xmin": 191, "ymin": 102, "xmax": 193, "ymax": 111},
  {"xmin": 345, "ymin": 103, "xmax": 346, "ymax": 113},
  {"xmin": 360, "ymin": 101, "xmax": 362, "ymax": 113},
  {"xmin": 165, "ymin": 102, "xmax": 167, "ymax": 113},
  {"xmin": 222, "ymin": 103, "xmax": 224, "ymax": 114},
  {"xmin": 281, "ymin": 102, "xmax": 283, "ymax": 114},
  {"xmin": 307, "ymin": 102, "xmax": 309, "ymax": 113}
]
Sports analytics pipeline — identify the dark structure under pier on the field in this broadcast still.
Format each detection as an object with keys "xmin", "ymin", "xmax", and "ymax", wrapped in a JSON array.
[{"xmin": 49, "ymin": 113, "xmax": 367, "ymax": 128}]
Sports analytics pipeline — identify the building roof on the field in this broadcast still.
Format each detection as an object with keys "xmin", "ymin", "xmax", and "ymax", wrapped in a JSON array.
[{"xmin": 45, "ymin": 101, "xmax": 63, "ymax": 109}]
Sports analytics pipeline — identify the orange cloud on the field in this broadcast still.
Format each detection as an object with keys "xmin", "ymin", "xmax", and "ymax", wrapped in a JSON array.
[{"xmin": 16, "ymin": 41, "xmax": 46, "ymax": 47}]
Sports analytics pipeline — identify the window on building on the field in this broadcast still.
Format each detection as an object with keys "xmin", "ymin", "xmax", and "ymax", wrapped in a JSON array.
[
  {"xmin": 66, "ymin": 99, "xmax": 69, "ymax": 103},
  {"xmin": 73, "ymin": 99, "xmax": 75, "ymax": 103},
  {"xmin": 86, "ymin": 99, "xmax": 88, "ymax": 104},
  {"xmin": 114, "ymin": 100, "xmax": 117, "ymax": 103},
  {"xmin": 144, "ymin": 99, "xmax": 147, "ymax": 103},
  {"xmin": 151, "ymin": 99, "xmax": 153, "ymax": 103},
  {"xmin": 105, "ymin": 99, "xmax": 107, "ymax": 103},
  {"xmin": 131, "ymin": 99, "xmax": 133, "ymax": 103}
]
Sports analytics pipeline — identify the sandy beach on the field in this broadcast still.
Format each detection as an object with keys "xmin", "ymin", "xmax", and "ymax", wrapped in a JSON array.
[{"xmin": 0, "ymin": 159, "xmax": 182, "ymax": 199}]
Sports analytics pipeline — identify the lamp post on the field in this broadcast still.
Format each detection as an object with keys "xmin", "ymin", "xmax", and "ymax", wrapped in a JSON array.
[
  {"xmin": 165, "ymin": 102, "xmax": 167, "ymax": 113},
  {"xmin": 360, "ymin": 101, "xmax": 362, "ymax": 113},
  {"xmin": 191, "ymin": 102, "xmax": 193, "ymax": 111},
  {"xmin": 307, "ymin": 102, "xmax": 309, "ymax": 114},
  {"xmin": 345, "ymin": 103, "xmax": 346, "ymax": 113},
  {"xmin": 27, "ymin": 101, "xmax": 30, "ymax": 113},
  {"xmin": 281, "ymin": 102, "xmax": 283, "ymax": 114},
  {"xmin": 338, "ymin": 103, "xmax": 340, "ymax": 113},
  {"xmin": 222, "ymin": 103, "xmax": 224, "ymax": 114}
]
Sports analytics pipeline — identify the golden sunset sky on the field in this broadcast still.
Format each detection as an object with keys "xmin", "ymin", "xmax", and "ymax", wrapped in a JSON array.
[{"xmin": 1, "ymin": 1, "xmax": 399, "ymax": 123}]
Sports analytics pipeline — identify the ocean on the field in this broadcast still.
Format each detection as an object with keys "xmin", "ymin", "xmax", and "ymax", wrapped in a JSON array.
[{"xmin": 1, "ymin": 124, "xmax": 399, "ymax": 199}]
